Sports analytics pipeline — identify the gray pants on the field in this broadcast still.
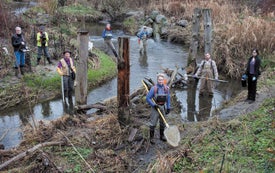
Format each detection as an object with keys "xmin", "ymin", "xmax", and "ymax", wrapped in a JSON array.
[
  {"xmin": 63, "ymin": 75, "xmax": 74, "ymax": 97},
  {"xmin": 149, "ymin": 105, "xmax": 165, "ymax": 129},
  {"xmin": 104, "ymin": 39, "xmax": 118, "ymax": 57}
]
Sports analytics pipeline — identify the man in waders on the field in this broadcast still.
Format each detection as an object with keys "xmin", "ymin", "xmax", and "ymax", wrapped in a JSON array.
[
  {"xmin": 146, "ymin": 73, "xmax": 171, "ymax": 144},
  {"xmin": 193, "ymin": 53, "xmax": 218, "ymax": 96},
  {"xmin": 137, "ymin": 26, "xmax": 149, "ymax": 54},
  {"xmin": 57, "ymin": 50, "xmax": 76, "ymax": 100},
  {"xmin": 102, "ymin": 23, "xmax": 118, "ymax": 58}
]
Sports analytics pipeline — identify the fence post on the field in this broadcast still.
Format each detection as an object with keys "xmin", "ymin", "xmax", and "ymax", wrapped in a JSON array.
[
  {"xmin": 117, "ymin": 37, "xmax": 130, "ymax": 126},
  {"xmin": 75, "ymin": 30, "xmax": 89, "ymax": 106}
]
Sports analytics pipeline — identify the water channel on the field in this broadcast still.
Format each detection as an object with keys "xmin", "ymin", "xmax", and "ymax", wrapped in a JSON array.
[{"xmin": 0, "ymin": 4, "xmax": 243, "ymax": 149}]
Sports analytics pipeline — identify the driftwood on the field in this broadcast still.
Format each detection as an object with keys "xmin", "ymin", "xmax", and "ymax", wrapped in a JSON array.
[
  {"xmin": 0, "ymin": 129, "xmax": 9, "ymax": 142},
  {"xmin": 168, "ymin": 68, "xmax": 178, "ymax": 88},
  {"xmin": 128, "ymin": 128, "xmax": 138, "ymax": 142},
  {"xmin": 75, "ymin": 87, "xmax": 144, "ymax": 112},
  {"xmin": 0, "ymin": 141, "xmax": 64, "ymax": 171},
  {"xmin": 75, "ymin": 102, "xmax": 107, "ymax": 111}
]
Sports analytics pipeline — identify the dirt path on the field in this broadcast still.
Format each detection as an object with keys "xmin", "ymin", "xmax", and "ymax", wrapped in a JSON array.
[{"xmin": 218, "ymin": 84, "xmax": 275, "ymax": 120}]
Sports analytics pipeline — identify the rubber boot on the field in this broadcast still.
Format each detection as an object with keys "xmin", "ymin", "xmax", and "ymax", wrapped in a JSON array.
[
  {"xmin": 149, "ymin": 126, "xmax": 155, "ymax": 144},
  {"xmin": 37, "ymin": 58, "xmax": 41, "ymax": 65},
  {"xmin": 15, "ymin": 68, "xmax": 21, "ymax": 79},
  {"xmin": 47, "ymin": 57, "xmax": 52, "ymax": 64},
  {"xmin": 20, "ymin": 66, "xmax": 24, "ymax": 75},
  {"xmin": 160, "ymin": 127, "xmax": 167, "ymax": 142}
]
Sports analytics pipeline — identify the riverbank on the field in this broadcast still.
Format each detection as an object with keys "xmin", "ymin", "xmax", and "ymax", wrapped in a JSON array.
[
  {"xmin": 0, "ymin": 68, "xmax": 274, "ymax": 172},
  {"xmin": 0, "ymin": 48, "xmax": 116, "ymax": 112}
]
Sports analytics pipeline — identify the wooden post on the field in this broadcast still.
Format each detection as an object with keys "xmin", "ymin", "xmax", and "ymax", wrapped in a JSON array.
[
  {"xmin": 75, "ymin": 30, "xmax": 89, "ymax": 106},
  {"xmin": 203, "ymin": 9, "xmax": 212, "ymax": 55},
  {"xmin": 117, "ymin": 37, "xmax": 130, "ymax": 126},
  {"xmin": 188, "ymin": 8, "xmax": 202, "ymax": 68}
]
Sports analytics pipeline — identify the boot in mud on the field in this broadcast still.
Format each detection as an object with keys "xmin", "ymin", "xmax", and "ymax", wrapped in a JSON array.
[
  {"xmin": 47, "ymin": 58, "xmax": 52, "ymax": 64},
  {"xmin": 20, "ymin": 65, "xmax": 24, "ymax": 76},
  {"xmin": 150, "ymin": 126, "xmax": 155, "ymax": 144},
  {"xmin": 160, "ymin": 127, "xmax": 167, "ymax": 142},
  {"xmin": 15, "ymin": 68, "xmax": 21, "ymax": 79}
]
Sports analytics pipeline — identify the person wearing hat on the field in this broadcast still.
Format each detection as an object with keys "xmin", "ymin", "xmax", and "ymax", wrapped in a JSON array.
[
  {"xmin": 146, "ymin": 73, "xmax": 171, "ymax": 144},
  {"xmin": 102, "ymin": 23, "xmax": 118, "ymax": 58},
  {"xmin": 37, "ymin": 26, "xmax": 52, "ymax": 65},
  {"xmin": 137, "ymin": 26, "xmax": 149, "ymax": 54},
  {"xmin": 57, "ymin": 50, "xmax": 76, "ymax": 99}
]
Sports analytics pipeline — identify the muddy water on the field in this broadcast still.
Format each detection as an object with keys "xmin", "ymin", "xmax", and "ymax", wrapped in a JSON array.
[{"xmin": 0, "ymin": 21, "xmax": 242, "ymax": 149}]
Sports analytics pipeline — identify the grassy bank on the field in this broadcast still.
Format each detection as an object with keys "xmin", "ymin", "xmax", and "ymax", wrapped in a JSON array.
[
  {"xmin": 172, "ymin": 97, "xmax": 274, "ymax": 172},
  {"xmin": 0, "ymin": 50, "xmax": 116, "ymax": 111},
  {"xmin": 23, "ymin": 50, "xmax": 116, "ymax": 92}
]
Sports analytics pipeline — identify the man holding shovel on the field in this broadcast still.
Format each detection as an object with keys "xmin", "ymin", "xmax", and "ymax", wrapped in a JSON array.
[{"xmin": 146, "ymin": 73, "xmax": 171, "ymax": 144}]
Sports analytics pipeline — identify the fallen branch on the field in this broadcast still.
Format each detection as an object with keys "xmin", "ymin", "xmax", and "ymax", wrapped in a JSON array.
[
  {"xmin": 0, "ymin": 141, "xmax": 64, "ymax": 171},
  {"xmin": 58, "ymin": 130, "xmax": 95, "ymax": 173},
  {"xmin": 75, "ymin": 102, "xmax": 107, "ymax": 111},
  {"xmin": 0, "ymin": 129, "xmax": 9, "ymax": 142}
]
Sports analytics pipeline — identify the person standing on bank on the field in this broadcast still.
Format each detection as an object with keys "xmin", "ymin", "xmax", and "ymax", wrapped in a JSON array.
[
  {"xmin": 244, "ymin": 49, "xmax": 261, "ymax": 104},
  {"xmin": 57, "ymin": 50, "xmax": 76, "ymax": 99},
  {"xmin": 193, "ymin": 53, "xmax": 218, "ymax": 96},
  {"xmin": 102, "ymin": 23, "xmax": 118, "ymax": 58},
  {"xmin": 11, "ymin": 26, "xmax": 27, "ymax": 78},
  {"xmin": 146, "ymin": 73, "xmax": 171, "ymax": 144},
  {"xmin": 37, "ymin": 26, "xmax": 52, "ymax": 65}
]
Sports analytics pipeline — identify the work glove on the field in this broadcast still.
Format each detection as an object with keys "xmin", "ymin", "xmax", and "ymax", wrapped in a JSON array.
[
  {"xmin": 166, "ymin": 109, "xmax": 170, "ymax": 115},
  {"xmin": 252, "ymin": 76, "xmax": 256, "ymax": 81},
  {"xmin": 154, "ymin": 104, "xmax": 160, "ymax": 110},
  {"xmin": 57, "ymin": 68, "xmax": 63, "ymax": 76},
  {"xmin": 242, "ymin": 74, "xmax": 248, "ymax": 80}
]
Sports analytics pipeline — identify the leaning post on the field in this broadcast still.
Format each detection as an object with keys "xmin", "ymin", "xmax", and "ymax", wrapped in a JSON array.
[
  {"xmin": 203, "ymin": 9, "xmax": 212, "ymax": 55},
  {"xmin": 75, "ymin": 30, "xmax": 89, "ymax": 106},
  {"xmin": 117, "ymin": 36, "xmax": 130, "ymax": 126},
  {"xmin": 188, "ymin": 8, "xmax": 202, "ymax": 71}
]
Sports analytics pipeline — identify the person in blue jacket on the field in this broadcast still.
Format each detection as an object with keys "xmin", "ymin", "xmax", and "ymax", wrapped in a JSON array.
[
  {"xmin": 102, "ymin": 23, "xmax": 118, "ymax": 58},
  {"xmin": 137, "ymin": 26, "xmax": 149, "ymax": 54},
  {"xmin": 146, "ymin": 73, "xmax": 171, "ymax": 144}
]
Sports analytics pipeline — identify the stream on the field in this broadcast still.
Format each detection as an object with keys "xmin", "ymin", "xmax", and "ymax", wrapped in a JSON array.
[{"xmin": 0, "ymin": 3, "xmax": 243, "ymax": 150}]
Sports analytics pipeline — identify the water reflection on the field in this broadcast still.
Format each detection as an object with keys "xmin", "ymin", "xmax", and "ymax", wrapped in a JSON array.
[{"xmin": 139, "ymin": 52, "xmax": 148, "ymax": 67}]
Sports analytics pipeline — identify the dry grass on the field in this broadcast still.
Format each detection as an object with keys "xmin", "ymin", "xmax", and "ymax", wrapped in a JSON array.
[{"xmin": 142, "ymin": 0, "xmax": 275, "ymax": 78}]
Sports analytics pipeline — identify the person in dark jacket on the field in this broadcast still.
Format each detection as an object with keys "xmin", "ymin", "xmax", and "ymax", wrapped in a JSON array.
[
  {"xmin": 102, "ymin": 23, "xmax": 118, "ymax": 58},
  {"xmin": 11, "ymin": 26, "xmax": 27, "ymax": 78},
  {"xmin": 146, "ymin": 73, "xmax": 171, "ymax": 144},
  {"xmin": 245, "ymin": 49, "xmax": 261, "ymax": 104}
]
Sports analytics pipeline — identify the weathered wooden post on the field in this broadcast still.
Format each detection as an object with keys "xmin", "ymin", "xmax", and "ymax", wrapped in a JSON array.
[
  {"xmin": 188, "ymin": 8, "xmax": 202, "ymax": 69},
  {"xmin": 117, "ymin": 37, "xmax": 130, "ymax": 126},
  {"xmin": 75, "ymin": 30, "xmax": 89, "ymax": 106},
  {"xmin": 203, "ymin": 9, "xmax": 212, "ymax": 54}
]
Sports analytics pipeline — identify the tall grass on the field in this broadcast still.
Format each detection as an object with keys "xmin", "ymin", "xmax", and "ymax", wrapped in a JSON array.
[{"xmin": 134, "ymin": 0, "xmax": 275, "ymax": 78}]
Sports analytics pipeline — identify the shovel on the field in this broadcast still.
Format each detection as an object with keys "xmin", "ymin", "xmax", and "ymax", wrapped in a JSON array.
[{"xmin": 142, "ymin": 80, "xmax": 180, "ymax": 147}]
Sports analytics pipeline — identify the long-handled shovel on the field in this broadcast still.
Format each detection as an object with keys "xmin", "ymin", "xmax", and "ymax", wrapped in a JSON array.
[
  {"xmin": 142, "ymin": 80, "xmax": 180, "ymax": 147},
  {"xmin": 186, "ymin": 74, "xmax": 228, "ymax": 83},
  {"xmin": 61, "ymin": 76, "xmax": 65, "ymax": 103}
]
